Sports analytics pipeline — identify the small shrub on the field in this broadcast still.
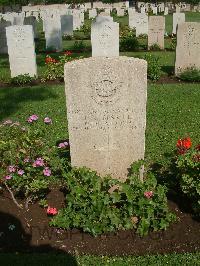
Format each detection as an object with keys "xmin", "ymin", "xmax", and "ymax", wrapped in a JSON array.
[
  {"xmin": 11, "ymin": 74, "xmax": 35, "ymax": 85},
  {"xmin": 149, "ymin": 43, "xmax": 161, "ymax": 51},
  {"xmin": 143, "ymin": 54, "xmax": 161, "ymax": 81},
  {"xmin": 120, "ymin": 35, "xmax": 139, "ymax": 51},
  {"xmin": 175, "ymin": 137, "xmax": 200, "ymax": 213},
  {"xmin": 63, "ymin": 35, "xmax": 73, "ymax": 40},
  {"xmin": 80, "ymin": 22, "xmax": 91, "ymax": 39},
  {"xmin": 179, "ymin": 67, "xmax": 200, "ymax": 82},
  {"xmin": 0, "ymin": 116, "xmax": 54, "ymax": 208},
  {"xmin": 72, "ymin": 40, "xmax": 87, "ymax": 52},
  {"xmin": 170, "ymin": 37, "xmax": 176, "ymax": 50},
  {"xmin": 50, "ymin": 161, "xmax": 175, "ymax": 236}
]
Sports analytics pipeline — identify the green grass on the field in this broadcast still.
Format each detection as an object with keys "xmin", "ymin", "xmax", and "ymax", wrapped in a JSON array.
[
  {"xmin": 0, "ymin": 252, "xmax": 200, "ymax": 266},
  {"xmin": 0, "ymin": 83, "xmax": 199, "ymax": 166}
]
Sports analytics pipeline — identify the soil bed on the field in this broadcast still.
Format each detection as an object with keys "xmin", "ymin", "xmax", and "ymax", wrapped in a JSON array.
[{"xmin": 0, "ymin": 187, "xmax": 199, "ymax": 256}]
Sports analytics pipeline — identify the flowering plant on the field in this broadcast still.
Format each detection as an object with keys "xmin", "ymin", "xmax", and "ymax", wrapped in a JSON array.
[
  {"xmin": 0, "ymin": 116, "xmax": 54, "ymax": 209},
  {"xmin": 175, "ymin": 137, "xmax": 200, "ymax": 213}
]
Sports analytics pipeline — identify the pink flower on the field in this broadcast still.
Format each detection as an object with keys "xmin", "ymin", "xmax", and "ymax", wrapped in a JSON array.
[
  {"xmin": 43, "ymin": 167, "xmax": 51, "ymax": 176},
  {"xmin": 3, "ymin": 120, "xmax": 13, "ymax": 125},
  {"xmin": 44, "ymin": 117, "xmax": 52, "ymax": 124},
  {"xmin": 24, "ymin": 158, "xmax": 30, "ymax": 163},
  {"xmin": 58, "ymin": 142, "xmax": 69, "ymax": 148},
  {"xmin": 8, "ymin": 165, "xmax": 16, "ymax": 173},
  {"xmin": 18, "ymin": 169, "xmax": 24, "ymax": 176},
  {"xmin": 27, "ymin": 114, "xmax": 38, "ymax": 123},
  {"xmin": 47, "ymin": 206, "xmax": 58, "ymax": 216},
  {"xmin": 144, "ymin": 191, "xmax": 154, "ymax": 199},
  {"xmin": 4, "ymin": 175, "xmax": 12, "ymax": 180},
  {"xmin": 33, "ymin": 158, "xmax": 45, "ymax": 167},
  {"xmin": 30, "ymin": 114, "xmax": 38, "ymax": 121}
]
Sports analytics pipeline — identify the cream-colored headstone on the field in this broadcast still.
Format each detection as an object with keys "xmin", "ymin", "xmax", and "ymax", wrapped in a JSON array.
[
  {"xmin": 148, "ymin": 16, "xmax": 165, "ymax": 49},
  {"xmin": 175, "ymin": 22, "xmax": 200, "ymax": 75},
  {"xmin": 65, "ymin": 57, "xmax": 147, "ymax": 180},
  {"xmin": 6, "ymin": 25, "xmax": 37, "ymax": 77}
]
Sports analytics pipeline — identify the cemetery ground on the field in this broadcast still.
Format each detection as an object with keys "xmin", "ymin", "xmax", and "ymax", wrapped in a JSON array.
[{"xmin": 0, "ymin": 11, "xmax": 200, "ymax": 265}]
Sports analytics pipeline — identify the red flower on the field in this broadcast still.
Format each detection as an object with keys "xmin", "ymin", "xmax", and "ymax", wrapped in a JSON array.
[
  {"xmin": 45, "ymin": 56, "xmax": 58, "ymax": 64},
  {"xmin": 176, "ymin": 137, "xmax": 192, "ymax": 149},
  {"xmin": 144, "ymin": 191, "xmax": 153, "ymax": 199},
  {"xmin": 64, "ymin": 50, "xmax": 72, "ymax": 56},
  {"xmin": 47, "ymin": 206, "xmax": 58, "ymax": 216}
]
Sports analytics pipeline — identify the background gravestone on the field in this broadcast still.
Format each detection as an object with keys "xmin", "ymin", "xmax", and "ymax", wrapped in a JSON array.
[
  {"xmin": 64, "ymin": 57, "xmax": 147, "ymax": 180},
  {"xmin": 0, "ymin": 20, "xmax": 11, "ymax": 54},
  {"xmin": 61, "ymin": 15, "xmax": 73, "ymax": 36},
  {"xmin": 173, "ymin": 12, "xmax": 185, "ymax": 34},
  {"xmin": 148, "ymin": 16, "xmax": 165, "ymax": 50},
  {"xmin": 89, "ymin": 9, "xmax": 97, "ymax": 19},
  {"xmin": 6, "ymin": 25, "xmax": 37, "ymax": 77},
  {"xmin": 175, "ymin": 22, "xmax": 200, "ymax": 75},
  {"xmin": 24, "ymin": 16, "xmax": 37, "ymax": 38},
  {"xmin": 44, "ymin": 13, "xmax": 62, "ymax": 51},
  {"xmin": 91, "ymin": 16, "xmax": 119, "ymax": 57}
]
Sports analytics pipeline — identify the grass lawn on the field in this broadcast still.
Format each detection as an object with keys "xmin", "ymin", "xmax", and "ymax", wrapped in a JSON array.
[
  {"xmin": 0, "ymin": 252, "xmax": 200, "ymax": 265},
  {"xmin": 0, "ymin": 82, "xmax": 199, "ymax": 166}
]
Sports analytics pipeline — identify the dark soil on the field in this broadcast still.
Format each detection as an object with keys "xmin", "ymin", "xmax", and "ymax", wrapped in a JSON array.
[{"xmin": 0, "ymin": 187, "xmax": 199, "ymax": 255}]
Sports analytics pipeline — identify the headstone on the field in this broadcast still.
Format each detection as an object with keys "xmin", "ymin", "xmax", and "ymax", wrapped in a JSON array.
[
  {"xmin": 152, "ymin": 6, "xmax": 157, "ymax": 15},
  {"xmin": 13, "ymin": 12, "xmax": 25, "ymax": 25},
  {"xmin": 175, "ymin": 5, "xmax": 180, "ymax": 13},
  {"xmin": 0, "ymin": 20, "xmax": 11, "ymax": 54},
  {"xmin": 89, "ymin": 9, "xmax": 97, "ymax": 19},
  {"xmin": 175, "ymin": 22, "xmax": 200, "ymax": 75},
  {"xmin": 173, "ymin": 12, "xmax": 185, "ymax": 34},
  {"xmin": 148, "ymin": 16, "xmax": 165, "ymax": 49},
  {"xmin": 61, "ymin": 15, "xmax": 73, "ymax": 36},
  {"xmin": 141, "ymin": 6, "xmax": 146, "ymax": 13},
  {"xmin": 164, "ymin": 7, "xmax": 168, "ymax": 15},
  {"xmin": 24, "ymin": 16, "xmax": 37, "ymax": 38},
  {"xmin": 44, "ymin": 13, "xmax": 62, "ymax": 51},
  {"xmin": 64, "ymin": 57, "xmax": 147, "ymax": 180},
  {"xmin": 116, "ymin": 8, "xmax": 125, "ymax": 16},
  {"xmin": 72, "ymin": 9, "xmax": 84, "ymax": 30},
  {"xmin": 91, "ymin": 16, "xmax": 119, "ymax": 57},
  {"xmin": 129, "ymin": 12, "xmax": 148, "ymax": 37},
  {"xmin": 6, "ymin": 25, "xmax": 37, "ymax": 77}
]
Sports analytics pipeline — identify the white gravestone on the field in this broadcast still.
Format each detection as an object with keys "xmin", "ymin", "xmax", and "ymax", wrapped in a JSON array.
[
  {"xmin": 64, "ymin": 57, "xmax": 147, "ymax": 180},
  {"xmin": 175, "ymin": 22, "xmax": 200, "ymax": 75},
  {"xmin": 6, "ymin": 25, "xmax": 37, "ymax": 77},
  {"xmin": 148, "ymin": 16, "xmax": 165, "ymax": 49},
  {"xmin": 89, "ymin": 9, "xmax": 97, "ymax": 19},
  {"xmin": 173, "ymin": 12, "xmax": 185, "ymax": 34},
  {"xmin": 91, "ymin": 16, "xmax": 119, "ymax": 57}
]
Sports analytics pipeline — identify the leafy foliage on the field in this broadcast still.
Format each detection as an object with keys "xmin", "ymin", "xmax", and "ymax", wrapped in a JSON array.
[
  {"xmin": 175, "ymin": 138, "xmax": 200, "ymax": 213},
  {"xmin": 179, "ymin": 67, "xmax": 200, "ymax": 82},
  {"xmin": 50, "ymin": 161, "xmax": 175, "ymax": 236},
  {"xmin": 143, "ymin": 53, "xmax": 161, "ymax": 81},
  {"xmin": 11, "ymin": 74, "xmax": 36, "ymax": 86}
]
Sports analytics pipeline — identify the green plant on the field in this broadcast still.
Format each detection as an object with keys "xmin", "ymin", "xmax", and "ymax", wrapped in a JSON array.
[
  {"xmin": 143, "ymin": 54, "xmax": 161, "ymax": 81},
  {"xmin": 120, "ymin": 35, "xmax": 139, "ymax": 51},
  {"xmin": 176, "ymin": 137, "xmax": 200, "ymax": 213},
  {"xmin": 149, "ymin": 43, "xmax": 161, "ymax": 51},
  {"xmin": 63, "ymin": 34, "xmax": 73, "ymax": 40},
  {"xmin": 0, "ymin": 116, "xmax": 53, "ymax": 209},
  {"xmin": 41, "ymin": 53, "xmax": 79, "ymax": 82},
  {"xmin": 178, "ymin": 67, "xmax": 200, "ymax": 82},
  {"xmin": 80, "ymin": 22, "xmax": 91, "ymax": 39},
  {"xmin": 72, "ymin": 40, "xmax": 87, "ymax": 52},
  {"xmin": 11, "ymin": 74, "xmax": 35, "ymax": 85},
  {"xmin": 50, "ymin": 161, "xmax": 175, "ymax": 236},
  {"xmin": 170, "ymin": 37, "xmax": 176, "ymax": 50}
]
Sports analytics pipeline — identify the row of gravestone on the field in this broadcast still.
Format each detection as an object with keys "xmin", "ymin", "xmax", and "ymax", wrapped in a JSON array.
[{"xmin": 2, "ymin": 13, "xmax": 200, "ymax": 79}]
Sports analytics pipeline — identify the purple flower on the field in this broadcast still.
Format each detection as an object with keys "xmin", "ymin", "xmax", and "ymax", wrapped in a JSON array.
[
  {"xmin": 27, "ymin": 117, "xmax": 33, "ymax": 123},
  {"xmin": 33, "ymin": 158, "xmax": 45, "ymax": 167},
  {"xmin": 18, "ymin": 169, "xmax": 24, "ymax": 176},
  {"xmin": 4, "ymin": 175, "xmax": 12, "ymax": 180},
  {"xmin": 8, "ymin": 165, "xmax": 16, "ymax": 173},
  {"xmin": 63, "ymin": 142, "xmax": 69, "ymax": 146},
  {"xmin": 3, "ymin": 120, "xmax": 13, "ymax": 125},
  {"xmin": 44, "ymin": 117, "xmax": 52, "ymax": 124},
  {"xmin": 43, "ymin": 167, "xmax": 51, "ymax": 177}
]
